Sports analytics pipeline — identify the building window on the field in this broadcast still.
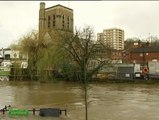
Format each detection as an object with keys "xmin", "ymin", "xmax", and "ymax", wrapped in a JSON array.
[
  {"xmin": 67, "ymin": 16, "xmax": 69, "ymax": 29},
  {"xmin": 48, "ymin": 16, "xmax": 50, "ymax": 28},
  {"xmin": 140, "ymin": 53, "xmax": 143, "ymax": 57},
  {"xmin": 133, "ymin": 60, "xmax": 136, "ymax": 63},
  {"xmin": 152, "ymin": 59, "xmax": 157, "ymax": 62},
  {"xmin": 53, "ymin": 14, "xmax": 55, "ymax": 27},
  {"xmin": 62, "ymin": 15, "xmax": 65, "ymax": 28},
  {"xmin": 5, "ymin": 54, "xmax": 10, "ymax": 60}
]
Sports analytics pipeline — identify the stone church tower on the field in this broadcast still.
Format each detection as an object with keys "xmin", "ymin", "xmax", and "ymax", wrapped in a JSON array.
[
  {"xmin": 39, "ymin": 2, "xmax": 74, "ymax": 39},
  {"xmin": 39, "ymin": 2, "xmax": 46, "ymax": 39}
]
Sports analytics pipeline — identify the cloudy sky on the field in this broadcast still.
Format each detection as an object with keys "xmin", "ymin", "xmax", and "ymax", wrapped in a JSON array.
[{"xmin": 1, "ymin": 1, "xmax": 159, "ymax": 48}]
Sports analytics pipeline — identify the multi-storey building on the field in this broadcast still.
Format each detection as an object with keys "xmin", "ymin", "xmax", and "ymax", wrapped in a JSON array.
[
  {"xmin": 97, "ymin": 28, "xmax": 124, "ymax": 63},
  {"xmin": 39, "ymin": 2, "xmax": 74, "ymax": 39},
  {"xmin": 97, "ymin": 28, "xmax": 124, "ymax": 50}
]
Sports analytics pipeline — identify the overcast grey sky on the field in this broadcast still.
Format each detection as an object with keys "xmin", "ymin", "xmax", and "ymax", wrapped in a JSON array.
[{"xmin": 1, "ymin": 1, "xmax": 159, "ymax": 48}]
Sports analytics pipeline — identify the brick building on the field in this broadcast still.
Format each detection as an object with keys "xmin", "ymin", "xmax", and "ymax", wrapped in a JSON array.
[
  {"xmin": 110, "ymin": 50, "xmax": 123, "ymax": 63},
  {"xmin": 126, "ymin": 47, "xmax": 159, "ymax": 64}
]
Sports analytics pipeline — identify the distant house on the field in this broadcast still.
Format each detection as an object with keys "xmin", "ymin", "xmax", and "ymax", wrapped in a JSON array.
[
  {"xmin": 0, "ymin": 48, "xmax": 28, "ymax": 66},
  {"xmin": 127, "ymin": 47, "xmax": 159, "ymax": 64},
  {"xmin": 123, "ymin": 40, "xmax": 159, "ymax": 64},
  {"xmin": 0, "ymin": 48, "xmax": 20, "ymax": 60},
  {"xmin": 0, "ymin": 48, "xmax": 28, "ymax": 81}
]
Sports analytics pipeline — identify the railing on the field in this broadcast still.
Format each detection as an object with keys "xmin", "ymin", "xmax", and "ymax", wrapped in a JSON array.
[{"xmin": 0, "ymin": 105, "xmax": 67, "ymax": 117}]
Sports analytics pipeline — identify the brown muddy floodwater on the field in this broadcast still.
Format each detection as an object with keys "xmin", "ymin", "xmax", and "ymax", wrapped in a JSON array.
[{"xmin": 1, "ymin": 81, "xmax": 159, "ymax": 120}]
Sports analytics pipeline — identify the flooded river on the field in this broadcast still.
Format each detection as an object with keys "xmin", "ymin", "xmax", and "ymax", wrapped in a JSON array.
[{"xmin": 1, "ymin": 81, "xmax": 159, "ymax": 120}]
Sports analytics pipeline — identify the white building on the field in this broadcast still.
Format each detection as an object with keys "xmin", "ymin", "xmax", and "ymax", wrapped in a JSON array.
[
  {"xmin": 97, "ymin": 28, "xmax": 124, "ymax": 50},
  {"xmin": 0, "ymin": 48, "xmax": 27, "ymax": 60}
]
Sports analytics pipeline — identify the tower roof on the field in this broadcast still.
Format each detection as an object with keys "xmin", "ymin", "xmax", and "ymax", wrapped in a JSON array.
[{"xmin": 45, "ymin": 4, "xmax": 73, "ymax": 11}]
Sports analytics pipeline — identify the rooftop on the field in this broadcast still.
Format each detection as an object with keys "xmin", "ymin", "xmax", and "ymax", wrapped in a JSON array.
[
  {"xmin": 130, "ymin": 47, "xmax": 159, "ymax": 53},
  {"xmin": 103, "ymin": 28, "xmax": 124, "ymax": 31},
  {"xmin": 45, "ymin": 4, "xmax": 73, "ymax": 11}
]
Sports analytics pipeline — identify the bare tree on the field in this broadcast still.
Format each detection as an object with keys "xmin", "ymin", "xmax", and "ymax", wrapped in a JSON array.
[{"xmin": 54, "ymin": 26, "xmax": 110, "ymax": 120}]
